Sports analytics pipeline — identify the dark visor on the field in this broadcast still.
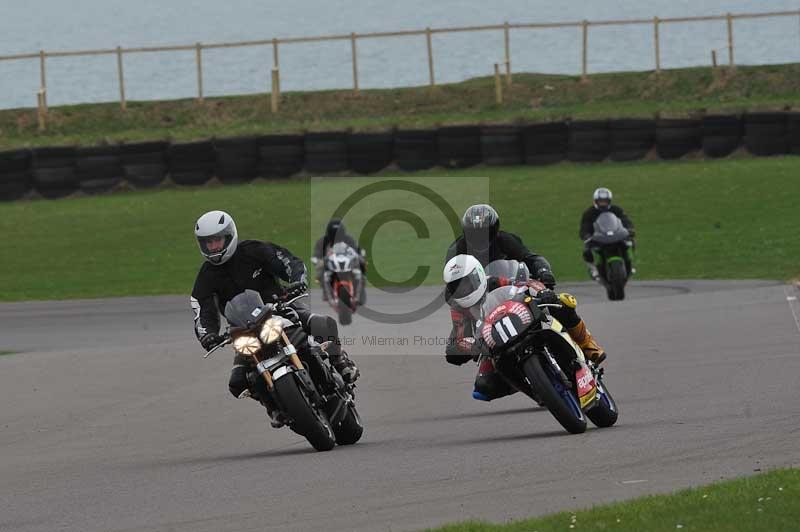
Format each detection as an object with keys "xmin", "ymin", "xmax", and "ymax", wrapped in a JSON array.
[{"xmin": 445, "ymin": 269, "xmax": 483, "ymax": 303}]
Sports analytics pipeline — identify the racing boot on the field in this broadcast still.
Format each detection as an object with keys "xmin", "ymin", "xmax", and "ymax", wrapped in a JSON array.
[
  {"xmin": 567, "ymin": 319, "xmax": 607, "ymax": 365},
  {"xmin": 326, "ymin": 342, "xmax": 360, "ymax": 384}
]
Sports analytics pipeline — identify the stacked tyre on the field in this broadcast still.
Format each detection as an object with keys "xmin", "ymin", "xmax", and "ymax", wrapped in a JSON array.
[
  {"xmin": 655, "ymin": 119, "xmax": 702, "ymax": 160},
  {"xmin": 481, "ymin": 126, "xmax": 522, "ymax": 166},
  {"xmin": 120, "ymin": 142, "xmax": 168, "ymax": 188},
  {"xmin": 76, "ymin": 145, "xmax": 124, "ymax": 195},
  {"xmin": 215, "ymin": 136, "xmax": 259, "ymax": 184},
  {"xmin": 437, "ymin": 126, "xmax": 482, "ymax": 168},
  {"xmin": 347, "ymin": 132, "xmax": 394, "ymax": 174},
  {"xmin": 257, "ymin": 135, "xmax": 304, "ymax": 178},
  {"xmin": 789, "ymin": 113, "xmax": 800, "ymax": 155},
  {"xmin": 395, "ymin": 129, "xmax": 437, "ymax": 171},
  {"xmin": 702, "ymin": 115, "xmax": 742, "ymax": 158},
  {"xmin": 305, "ymin": 132, "xmax": 348, "ymax": 174},
  {"xmin": 610, "ymin": 119, "xmax": 655, "ymax": 162},
  {"xmin": 32, "ymin": 147, "xmax": 78, "ymax": 199},
  {"xmin": 522, "ymin": 122, "xmax": 568, "ymax": 165},
  {"xmin": 743, "ymin": 113, "xmax": 788, "ymax": 156},
  {"xmin": 169, "ymin": 141, "xmax": 215, "ymax": 185},
  {"xmin": 0, "ymin": 149, "xmax": 32, "ymax": 201},
  {"xmin": 568, "ymin": 120, "xmax": 610, "ymax": 163}
]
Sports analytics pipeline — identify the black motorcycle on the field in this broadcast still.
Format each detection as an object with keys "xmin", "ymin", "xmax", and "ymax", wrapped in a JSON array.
[
  {"xmin": 205, "ymin": 289, "xmax": 363, "ymax": 451},
  {"xmin": 476, "ymin": 260, "xmax": 619, "ymax": 434},
  {"xmin": 585, "ymin": 211, "xmax": 634, "ymax": 301}
]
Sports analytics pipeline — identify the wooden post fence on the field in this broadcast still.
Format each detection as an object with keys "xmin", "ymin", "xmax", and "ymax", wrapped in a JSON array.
[
  {"xmin": 1, "ymin": 9, "xmax": 798, "ymax": 110},
  {"xmin": 503, "ymin": 21, "xmax": 512, "ymax": 86},
  {"xmin": 726, "ymin": 13, "xmax": 735, "ymax": 67},
  {"xmin": 426, "ymin": 27, "xmax": 435, "ymax": 88},
  {"xmin": 116, "ymin": 46, "xmax": 126, "ymax": 111},
  {"xmin": 653, "ymin": 17, "xmax": 661, "ymax": 74},
  {"xmin": 195, "ymin": 42, "xmax": 204, "ymax": 102},
  {"xmin": 581, "ymin": 20, "xmax": 589, "ymax": 81},
  {"xmin": 350, "ymin": 32, "xmax": 359, "ymax": 94},
  {"xmin": 711, "ymin": 50, "xmax": 718, "ymax": 68}
]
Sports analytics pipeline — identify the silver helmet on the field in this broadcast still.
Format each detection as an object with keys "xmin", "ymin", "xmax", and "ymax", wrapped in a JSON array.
[
  {"xmin": 593, "ymin": 187, "xmax": 613, "ymax": 211},
  {"xmin": 195, "ymin": 210, "xmax": 238, "ymax": 265}
]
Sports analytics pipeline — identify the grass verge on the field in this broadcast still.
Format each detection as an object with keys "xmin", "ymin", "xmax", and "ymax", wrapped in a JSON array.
[
  {"xmin": 0, "ymin": 156, "xmax": 798, "ymax": 301},
  {"xmin": 1, "ymin": 64, "xmax": 799, "ymax": 149},
  {"xmin": 426, "ymin": 468, "xmax": 800, "ymax": 532}
]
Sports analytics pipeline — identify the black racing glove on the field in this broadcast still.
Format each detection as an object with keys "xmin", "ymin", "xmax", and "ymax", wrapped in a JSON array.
[
  {"xmin": 285, "ymin": 281, "xmax": 308, "ymax": 298},
  {"xmin": 536, "ymin": 289, "xmax": 559, "ymax": 305},
  {"xmin": 537, "ymin": 268, "xmax": 556, "ymax": 289},
  {"xmin": 200, "ymin": 332, "xmax": 222, "ymax": 351},
  {"xmin": 445, "ymin": 337, "xmax": 478, "ymax": 365}
]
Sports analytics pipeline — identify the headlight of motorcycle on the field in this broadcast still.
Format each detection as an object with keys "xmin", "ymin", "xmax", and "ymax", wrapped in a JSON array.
[
  {"xmin": 232, "ymin": 335, "xmax": 261, "ymax": 355},
  {"xmin": 259, "ymin": 316, "xmax": 284, "ymax": 345}
]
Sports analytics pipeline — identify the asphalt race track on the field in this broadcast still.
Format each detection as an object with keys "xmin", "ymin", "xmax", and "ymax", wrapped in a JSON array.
[{"xmin": 1, "ymin": 280, "xmax": 799, "ymax": 532}]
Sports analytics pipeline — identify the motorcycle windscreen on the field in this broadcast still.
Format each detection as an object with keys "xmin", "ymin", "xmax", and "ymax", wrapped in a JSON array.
[
  {"xmin": 481, "ymin": 286, "xmax": 518, "ymax": 316},
  {"xmin": 484, "ymin": 259, "xmax": 530, "ymax": 284},
  {"xmin": 327, "ymin": 242, "xmax": 357, "ymax": 272},
  {"xmin": 592, "ymin": 212, "xmax": 629, "ymax": 244},
  {"xmin": 224, "ymin": 289, "xmax": 269, "ymax": 328}
]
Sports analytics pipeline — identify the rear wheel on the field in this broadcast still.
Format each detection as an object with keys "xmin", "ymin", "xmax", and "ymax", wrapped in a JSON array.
[
  {"xmin": 607, "ymin": 260, "xmax": 627, "ymax": 301},
  {"xmin": 586, "ymin": 376, "xmax": 619, "ymax": 428},
  {"xmin": 273, "ymin": 373, "xmax": 336, "ymax": 451},
  {"xmin": 522, "ymin": 355, "xmax": 587, "ymax": 434}
]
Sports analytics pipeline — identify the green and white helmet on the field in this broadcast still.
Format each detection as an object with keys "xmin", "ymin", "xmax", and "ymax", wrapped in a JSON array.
[{"xmin": 443, "ymin": 254, "xmax": 487, "ymax": 308}]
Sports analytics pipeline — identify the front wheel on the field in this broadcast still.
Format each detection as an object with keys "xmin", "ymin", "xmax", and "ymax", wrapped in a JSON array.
[
  {"xmin": 607, "ymin": 260, "xmax": 627, "ymax": 301},
  {"xmin": 334, "ymin": 403, "xmax": 364, "ymax": 445},
  {"xmin": 273, "ymin": 373, "xmax": 336, "ymax": 451},
  {"xmin": 586, "ymin": 376, "xmax": 619, "ymax": 428},
  {"xmin": 522, "ymin": 355, "xmax": 587, "ymax": 434},
  {"xmin": 337, "ymin": 285, "xmax": 353, "ymax": 325}
]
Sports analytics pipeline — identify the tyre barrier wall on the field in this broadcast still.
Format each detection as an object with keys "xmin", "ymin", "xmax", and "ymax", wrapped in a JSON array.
[{"xmin": 2, "ymin": 112, "xmax": 799, "ymax": 201}]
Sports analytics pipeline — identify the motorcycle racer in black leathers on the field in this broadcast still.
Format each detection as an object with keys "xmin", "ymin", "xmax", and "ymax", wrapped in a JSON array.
[
  {"xmin": 580, "ymin": 187, "xmax": 636, "ymax": 279},
  {"xmin": 311, "ymin": 219, "xmax": 367, "ymax": 302},
  {"xmin": 190, "ymin": 210, "xmax": 359, "ymax": 426}
]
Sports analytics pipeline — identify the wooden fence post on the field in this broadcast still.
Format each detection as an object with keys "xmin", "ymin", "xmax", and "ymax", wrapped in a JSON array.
[
  {"xmin": 653, "ymin": 17, "xmax": 661, "ymax": 74},
  {"xmin": 581, "ymin": 20, "xmax": 589, "ymax": 82},
  {"xmin": 426, "ymin": 27, "xmax": 435, "ymax": 88},
  {"xmin": 503, "ymin": 21, "xmax": 512, "ymax": 86},
  {"xmin": 37, "ymin": 90, "xmax": 46, "ymax": 131},
  {"xmin": 711, "ymin": 50, "xmax": 718, "ymax": 68},
  {"xmin": 494, "ymin": 63, "xmax": 503, "ymax": 104},
  {"xmin": 726, "ymin": 13, "xmax": 735, "ymax": 68},
  {"xmin": 39, "ymin": 50, "xmax": 48, "ymax": 111},
  {"xmin": 350, "ymin": 33, "xmax": 359, "ymax": 94},
  {"xmin": 272, "ymin": 38, "xmax": 279, "ymax": 69},
  {"xmin": 116, "ymin": 46, "xmax": 127, "ymax": 111},
  {"xmin": 271, "ymin": 68, "xmax": 280, "ymax": 112},
  {"xmin": 195, "ymin": 42, "xmax": 204, "ymax": 102}
]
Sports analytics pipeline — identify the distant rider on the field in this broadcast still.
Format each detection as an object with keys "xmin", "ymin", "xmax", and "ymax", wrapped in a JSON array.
[
  {"xmin": 443, "ymin": 204, "xmax": 607, "ymax": 401},
  {"xmin": 190, "ymin": 210, "xmax": 359, "ymax": 426},
  {"xmin": 312, "ymin": 219, "xmax": 367, "ymax": 301},
  {"xmin": 579, "ymin": 187, "xmax": 635, "ymax": 280}
]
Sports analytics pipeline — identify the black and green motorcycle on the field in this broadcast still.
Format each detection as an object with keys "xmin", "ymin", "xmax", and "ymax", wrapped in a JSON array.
[{"xmin": 586, "ymin": 212, "xmax": 635, "ymax": 301}]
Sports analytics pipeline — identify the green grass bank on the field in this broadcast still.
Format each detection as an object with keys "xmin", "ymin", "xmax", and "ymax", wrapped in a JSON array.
[
  {"xmin": 0, "ymin": 156, "xmax": 797, "ymax": 301},
  {"xmin": 426, "ymin": 468, "xmax": 800, "ymax": 532},
  {"xmin": 1, "ymin": 64, "xmax": 799, "ymax": 149}
]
